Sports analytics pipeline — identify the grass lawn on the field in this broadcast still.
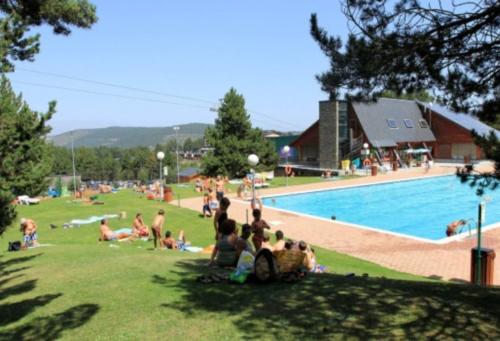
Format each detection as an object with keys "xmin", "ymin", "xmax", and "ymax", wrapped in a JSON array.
[
  {"xmin": 169, "ymin": 175, "xmax": 355, "ymax": 200},
  {"xmin": 1, "ymin": 190, "xmax": 499, "ymax": 339}
]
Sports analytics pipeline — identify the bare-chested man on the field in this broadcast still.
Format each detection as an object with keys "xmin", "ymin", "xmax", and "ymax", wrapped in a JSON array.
[
  {"xmin": 20, "ymin": 218, "xmax": 39, "ymax": 248},
  {"xmin": 215, "ymin": 175, "xmax": 225, "ymax": 202},
  {"xmin": 151, "ymin": 209, "xmax": 165, "ymax": 249},
  {"xmin": 100, "ymin": 219, "xmax": 130, "ymax": 241}
]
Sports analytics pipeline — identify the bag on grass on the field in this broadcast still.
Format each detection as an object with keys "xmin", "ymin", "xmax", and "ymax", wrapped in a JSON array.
[
  {"xmin": 254, "ymin": 249, "xmax": 279, "ymax": 283},
  {"xmin": 236, "ymin": 250, "xmax": 255, "ymax": 272},
  {"xmin": 8, "ymin": 241, "xmax": 21, "ymax": 252}
]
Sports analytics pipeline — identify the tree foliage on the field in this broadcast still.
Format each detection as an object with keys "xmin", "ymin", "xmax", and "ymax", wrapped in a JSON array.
[
  {"xmin": 0, "ymin": 0, "xmax": 97, "ymax": 72},
  {"xmin": 0, "ymin": 76, "xmax": 54, "ymax": 234},
  {"xmin": 202, "ymin": 88, "xmax": 278, "ymax": 177},
  {"xmin": 310, "ymin": 0, "xmax": 499, "ymax": 192}
]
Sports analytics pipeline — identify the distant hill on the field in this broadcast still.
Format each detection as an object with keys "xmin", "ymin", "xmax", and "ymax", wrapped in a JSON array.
[{"xmin": 49, "ymin": 123, "xmax": 210, "ymax": 148}]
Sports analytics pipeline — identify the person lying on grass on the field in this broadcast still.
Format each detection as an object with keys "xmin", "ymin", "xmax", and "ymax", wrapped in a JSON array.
[
  {"xmin": 20, "ymin": 218, "xmax": 39, "ymax": 248},
  {"xmin": 251, "ymin": 208, "xmax": 270, "ymax": 251},
  {"xmin": 132, "ymin": 213, "xmax": 149, "ymax": 237},
  {"xmin": 151, "ymin": 209, "xmax": 165, "ymax": 249},
  {"xmin": 162, "ymin": 230, "xmax": 187, "ymax": 251},
  {"xmin": 99, "ymin": 219, "xmax": 130, "ymax": 241},
  {"xmin": 209, "ymin": 219, "xmax": 239, "ymax": 268}
]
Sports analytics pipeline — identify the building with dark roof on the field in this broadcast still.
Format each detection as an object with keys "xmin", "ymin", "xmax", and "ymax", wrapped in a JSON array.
[{"xmin": 289, "ymin": 98, "xmax": 498, "ymax": 170}]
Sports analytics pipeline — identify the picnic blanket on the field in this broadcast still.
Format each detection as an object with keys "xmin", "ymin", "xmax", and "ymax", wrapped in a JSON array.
[{"xmin": 69, "ymin": 214, "xmax": 119, "ymax": 226}]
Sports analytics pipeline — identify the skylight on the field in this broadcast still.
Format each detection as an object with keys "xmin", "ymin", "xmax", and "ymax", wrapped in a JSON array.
[
  {"xmin": 403, "ymin": 119, "xmax": 414, "ymax": 128},
  {"xmin": 386, "ymin": 119, "xmax": 398, "ymax": 129},
  {"xmin": 419, "ymin": 119, "xmax": 429, "ymax": 128}
]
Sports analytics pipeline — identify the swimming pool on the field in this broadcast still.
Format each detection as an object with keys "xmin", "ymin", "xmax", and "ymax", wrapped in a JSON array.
[{"xmin": 262, "ymin": 176, "xmax": 500, "ymax": 242}]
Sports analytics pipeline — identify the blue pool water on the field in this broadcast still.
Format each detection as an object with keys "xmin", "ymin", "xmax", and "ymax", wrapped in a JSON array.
[{"xmin": 262, "ymin": 176, "xmax": 500, "ymax": 241}]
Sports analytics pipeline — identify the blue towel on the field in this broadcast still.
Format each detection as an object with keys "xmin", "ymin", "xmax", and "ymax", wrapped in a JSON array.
[{"xmin": 114, "ymin": 228, "xmax": 132, "ymax": 235}]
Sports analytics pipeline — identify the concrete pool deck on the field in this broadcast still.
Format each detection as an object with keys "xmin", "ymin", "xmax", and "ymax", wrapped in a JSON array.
[{"xmin": 178, "ymin": 165, "xmax": 500, "ymax": 285}]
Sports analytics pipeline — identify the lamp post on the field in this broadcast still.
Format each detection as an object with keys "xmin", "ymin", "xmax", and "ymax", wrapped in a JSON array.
[
  {"xmin": 71, "ymin": 131, "xmax": 77, "ymax": 197},
  {"xmin": 156, "ymin": 151, "xmax": 165, "ymax": 201},
  {"xmin": 173, "ymin": 126, "xmax": 180, "ymax": 185},
  {"xmin": 247, "ymin": 154, "xmax": 259, "ymax": 204},
  {"xmin": 283, "ymin": 145, "xmax": 290, "ymax": 186}
]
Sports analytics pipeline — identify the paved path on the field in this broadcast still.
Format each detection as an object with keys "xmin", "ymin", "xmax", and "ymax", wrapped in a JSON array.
[{"xmin": 178, "ymin": 166, "xmax": 500, "ymax": 285}]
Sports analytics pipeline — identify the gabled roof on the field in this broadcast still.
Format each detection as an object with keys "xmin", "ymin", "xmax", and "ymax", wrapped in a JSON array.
[
  {"xmin": 416, "ymin": 102, "xmax": 500, "ymax": 139},
  {"xmin": 290, "ymin": 120, "xmax": 319, "ymax": 147},
  {"xmin": 352, "ymin": 98, "xmax": 436, "ymax": 147}
]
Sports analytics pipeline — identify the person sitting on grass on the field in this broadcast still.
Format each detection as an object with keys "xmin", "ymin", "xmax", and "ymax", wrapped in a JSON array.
[
  {"xmin": 209, "ymin": 219, "xmax": 238, "ymax": 268},
  {"xmin": 162, "ymin": 230, "xmax": 187, "ymax": 251},
  {"xmin": 202, "ymin": 193, "xmax": 212, "ymax": 218},
  {"xmin": 132, "ymin": 213, "xmax": 149, "ymax": 237},
  {"xmin": 150, "ymin": 209, "xmax": 166, "ymax": 249},
  {"xmin": 251, "ymin": 208, "xmax": 270, "ymax": 251},
  {"xmin": 213, "ymin": 197, "xmax": 230, "ymax": 240},
  {"xmin": 99, "ymin": 219, "xmax": 130, "ymax": 241},
  {"xmin": 261, "ymin": 234, "xmax": 273, "ymax": 251},
  {"xmin": 273, "ymin": 230, "xmax": 285, "ymax": 251},
  {"xmin": 237, "ymin": 224, "xmax": 255, "ymax": 255},
  {"xmin": 20, "ymin": 218, "xmax": 39, "ymax": 248},
  {"xmin": 298, "ymin": 241, "xmax": 325, "ymax": 273}
]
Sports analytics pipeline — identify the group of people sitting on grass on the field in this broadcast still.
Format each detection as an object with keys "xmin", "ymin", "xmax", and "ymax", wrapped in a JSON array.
[{"xmin": 208, "ymin": 196, "xmax": 323, "ymax": 274}]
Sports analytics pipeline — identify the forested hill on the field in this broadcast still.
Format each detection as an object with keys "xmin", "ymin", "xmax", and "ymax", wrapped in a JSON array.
[{"xmin": 48, "ymin": 123, "xmax": 210, "ymax": 148}]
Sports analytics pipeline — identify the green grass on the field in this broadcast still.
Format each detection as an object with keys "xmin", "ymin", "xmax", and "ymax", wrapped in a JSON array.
[{"xmin": 1, "ymin": 190, "xmax": 499, "ymax": 339}]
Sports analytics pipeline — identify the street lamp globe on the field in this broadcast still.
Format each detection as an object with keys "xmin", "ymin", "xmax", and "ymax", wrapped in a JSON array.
[
  {"xmin": 248, "ymin": 154, "xmax": 259, "ymax": 167},
  {"xmin": 363, "ymin": 143, "xmax": 369, "ymax": 150},
  {"xmin": 283, "ymin": 145, "xmax": 290, "ymax": 154},
  {"xmin": 156, "ymin": 151, "xmax": 165, "ymax": 160}
]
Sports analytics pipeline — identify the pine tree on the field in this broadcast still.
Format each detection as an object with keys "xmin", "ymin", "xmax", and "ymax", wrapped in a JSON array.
[
  {"xmin": 202, "ymin": 88, "xmax": 278, "ymax": 178},
  {"xmin": 0, "ymin": 76, "xmax": 55, "ymax": 234}
]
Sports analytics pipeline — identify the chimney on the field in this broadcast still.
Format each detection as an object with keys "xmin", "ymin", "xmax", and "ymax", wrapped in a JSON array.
[{"xmin": 319, "ymin": 100, "xmax": 339, "ymax": 169}]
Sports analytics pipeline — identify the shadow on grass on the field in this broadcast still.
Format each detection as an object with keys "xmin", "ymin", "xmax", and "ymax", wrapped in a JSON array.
[
  {"xmin": 0, "ymin": 253, "xmax": 43, "ymax": 276},
  {"xmin": 0, "ymin": 303, "xmax": 100, "ymax": 339},
  {"xmin": 156, "ymin": 259, "xmax": 500, "ymax": 339},
  {"xmin": 0, "ymin": 293, "xmax": 62, "ymax": 327}
]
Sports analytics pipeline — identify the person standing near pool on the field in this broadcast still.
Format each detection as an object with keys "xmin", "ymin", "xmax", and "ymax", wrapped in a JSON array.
[
  {"xmin": 251, "ymin": 208, "xmax": 270, "ymax": 251},
  {"xmin": 215, "ymin": 175, "xmax": 226, "ymax": 202},
  {"xmin": 151, "ymin": 209, "xmax": 166, "ymax": 249}
]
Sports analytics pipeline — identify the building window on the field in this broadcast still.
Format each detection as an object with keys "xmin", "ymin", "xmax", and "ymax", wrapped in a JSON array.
[
  {"xmin": 418, "ymin": 119, "xmax": 429, "ymax": 128},
  {"xmin": 386, "ymin": 119, "xmax": 398, "ymax": 129},
  {"xmin": 403, "ymin": 119, "xmax": 414, "ymax": 128}
]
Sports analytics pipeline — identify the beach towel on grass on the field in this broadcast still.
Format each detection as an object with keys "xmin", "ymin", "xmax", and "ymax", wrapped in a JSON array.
[
  {"xmin": 69, "ymin": 214, "xmax": 119, "ymax": 226},
  {"xmin": 113, "ymin": 228, "xmax": 132, "ymax": 235}
]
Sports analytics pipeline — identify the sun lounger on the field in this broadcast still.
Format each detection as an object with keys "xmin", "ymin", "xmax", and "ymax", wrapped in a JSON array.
[{"xmin": 17, "ymin": 195, "xmax": 40, "ymax": 205}]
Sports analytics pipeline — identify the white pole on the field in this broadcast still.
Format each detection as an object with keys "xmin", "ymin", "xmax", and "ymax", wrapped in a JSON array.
[
  {"xmin": 71, "ymin": 131, "xmax": 77, "ymax": 197},
  {"xmin": 175, "ymin": 127, "xmax": 180, "ymax": 185}
]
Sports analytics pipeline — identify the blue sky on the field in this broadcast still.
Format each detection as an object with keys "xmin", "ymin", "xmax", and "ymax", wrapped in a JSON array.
[{"xmin": 10, "ymin": 1, "xmax": 349, "ymax": 135}]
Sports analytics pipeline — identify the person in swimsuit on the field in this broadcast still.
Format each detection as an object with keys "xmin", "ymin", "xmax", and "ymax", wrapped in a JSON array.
[
  {"xmin": 209, "ymin": 219, "xmax": 239, "ymax": 268},
  {"xmin": 20, "ymin": 218, "xmax": 39, "ymax": 248},
  {"xmin": 132, "ymin": 213, "xmax": 149, "ymax": 237},
  {"xmin": 213, "ymin": 197, "xmax": 230, "ymax": 240},
  {"xmin": 99, "ymin": 219, "xmax": 130, "ymax": 241},
  {"xmin": 215, "ymin": 175, "xmax": 225, "ymax": 202},
  {"xmin": 162, "ymin": 230, "xmax": 187, "ymax": 250},
  {"xmin": 202, "ymin": 193, "xmax": 212, "ymax": 217},
  {"xmin": 273, "ymin": 230, "xmax": 285, "ymax": 251},
  {"xmin": 151, "ymin": 209, "xmax": 165, "ymax": 249},
  {"xmin": 446, "ymin": 219, "xmax": 466, "ymax": 237},
  {"xmin": 251, "ymin": 208, "xmax": 270, "ymax": 251},
  {"xmin": 236, "ymin": 223, "xmax": 255, "ymax": 256}
]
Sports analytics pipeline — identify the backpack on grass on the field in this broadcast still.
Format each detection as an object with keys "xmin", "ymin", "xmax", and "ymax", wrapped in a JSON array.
[
  {"xmin": 8, "ymin": 241, "xmax": 21, "ymax": 252},
  {"xmin": 254, "ymin": 248, "xmax": 279, "ymax": 283}
]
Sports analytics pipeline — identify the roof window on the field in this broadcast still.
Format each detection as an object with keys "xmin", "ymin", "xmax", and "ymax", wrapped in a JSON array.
[
  {"xmin": 386, "ymin": 119, "xmax": 398, "ymax": 129},
  {"xmin": 418, "ymin": 119, "xmax": 429, "ymax": 128},
  {"xmin": 403, "ymin": 119, "xmax": 414, "ymax": 128}
]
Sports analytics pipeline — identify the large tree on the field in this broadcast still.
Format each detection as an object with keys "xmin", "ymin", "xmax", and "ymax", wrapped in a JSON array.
[
  {"xmin": 202, "ymin": 88, "xmax": 278, "ymax": 178},
  {"xmin": 0, "ymin": 76, "xmax": 55, "ymax": 234},
  {"xmin": 310, "ymin": 0, "xmax": 499, "ymax": 193},
  {"xmin": 0, "ymin": 0, "xmax": 97, "ymax": 235}
]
